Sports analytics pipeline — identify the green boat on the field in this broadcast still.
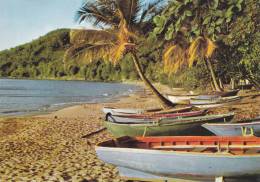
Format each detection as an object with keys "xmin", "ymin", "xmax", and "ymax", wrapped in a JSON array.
[{"xmin": 104, "ymin": 113, "xmax": 234, "ymax": 137}]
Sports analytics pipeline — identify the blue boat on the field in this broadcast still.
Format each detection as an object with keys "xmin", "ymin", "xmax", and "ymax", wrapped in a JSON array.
[
  {"xmin": 96, "ymin": 136, "xmax": 260, "ymax": 182},
  {"xmin": 202, "ymin": 117, "xmax": 260, "ymax": 136}
]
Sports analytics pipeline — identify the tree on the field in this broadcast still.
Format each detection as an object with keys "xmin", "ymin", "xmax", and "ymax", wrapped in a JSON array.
[
  {"xmin": 152, "ymin": 0, "xmax": 246, "ymax": 91},
  {"xmin": 64, "ymin": 0, "xmax": 174, "ymax": 109},
  {"xmin": 220, "ymin": 0, "xmax": 260, "ymax": 89}
]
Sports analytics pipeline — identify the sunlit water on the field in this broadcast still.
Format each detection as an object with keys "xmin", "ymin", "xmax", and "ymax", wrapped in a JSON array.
[{"xmin": 0, "ymin": 79, "xmax": 140, "ymax": 116}]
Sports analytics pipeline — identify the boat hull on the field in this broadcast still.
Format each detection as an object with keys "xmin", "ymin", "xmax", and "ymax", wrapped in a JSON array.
[
  {"xmin": 104, "ymin": 113, "xmax": 234, "ymax": 137},
  {"xmin": 190, "ymin": 96, "xmax": 240, "ymax": 105},
  {"xmin": 102, "ymin": 106, "xmax": 192, "ymax": 116},
  {"xmin": 102, "ymin": 107, "xmax": 144, "ymax": 115},
  {"xmin": 166, "ymin": 95, "xmax": 196, "ymax": 103},
  {"xmin": 209, "ymin": 90, "xmax": 240, "ymax": 97},
  {"xmin": 96, "ymin": 146, "xmax": 260, "ymax": 179},
  {"xmin": 109, "ymin": 110, "xmax": 206, "ymax": 123},
  {"xmin": 203, "ymin": 121, "xmax": 260, "ymax": 136}
]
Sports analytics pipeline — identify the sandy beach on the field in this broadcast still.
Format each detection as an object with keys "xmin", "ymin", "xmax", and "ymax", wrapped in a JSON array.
[{"xmin": 0, "ymin": 84, "xmax": 259, "ymax": 182}]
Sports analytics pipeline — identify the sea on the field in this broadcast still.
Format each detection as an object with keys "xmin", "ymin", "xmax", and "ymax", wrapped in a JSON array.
[{"xmin": 0, "ymin": 79, "xmax": 140, "ymax": 116}]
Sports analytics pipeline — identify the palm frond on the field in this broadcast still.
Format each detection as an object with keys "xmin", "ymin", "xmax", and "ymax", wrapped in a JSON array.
[
  {"xmin": 163, "ymin": 44, "xmax": 187, "ymax": 74},
  {"xmin": 75, "ymin": 0, "xmax": 118, "ymax": 27},
  {"xmin": 205, "ymin": 38, "xmax": 217, "ymax": 58},
  {"xmin": 70, "ymin": 29, "xmax": 118, "ymax": 44},
  {"xmin": 187, "ymin": 36, "xmax": 207, "ymax": 67},
  {"xmin": 116, "ymin": 0, "xmax": 141, "ymax": 25},
  {"xmin": 64, "ymin": 27, "xmax": 133, "ymax": 66},
  {"xmin": 64, "ymin": 41, "xmax": 117, "ymax": 64},
  {"xmin": 187, "ymin": 36, "xmax": 216, "ymax": 67}
]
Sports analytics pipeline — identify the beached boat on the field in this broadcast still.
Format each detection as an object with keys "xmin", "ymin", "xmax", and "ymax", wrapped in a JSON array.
[
  {"xmin": 209, "ymin": 89, "xmax": 240, "ymax": 97},
  {"xmin": 104, "ymin": 113, "xmax": 234, "ymax": 137},
  {"xmin": 190, "ymin": 96, "xmax": 240, "ymax": 105},
  {"xmin": 166, "ymin": 94, "xmax": 197, "ymax": 103},
  {"xmin": 167, "ymin": 94, "xmax": 239, "ymax": 105},
  {"xmin": 193, "ymin": 103, "xmax": 227, "ymax": 109},
  {"xmin": 202, "ymin": 117, "xmax": 260, "ymax": 136},
  {"xmin": 108, "ymin": 110, "xmax": 207, "ymax": 123},
  {"xmin": 102, "ymin": 106, "xmax": 192, "ymax": 117},
  {"xmin": 190, "ymin": 96, "xmax": 240, "ymax": 108},
  {"xmin": 166, "ymin": 94, "xmax": 221, "ymax": 103},
  {"xmin": 96, "ymin": 135, "xmax": 260, "ymax": 182},
  {"xmin": 102, "ymin": 107, "xmax": 153, "ymax": 115},
  {"xmin": 113, "ymin": 109, "xmax": 206, "ymax": 119}
]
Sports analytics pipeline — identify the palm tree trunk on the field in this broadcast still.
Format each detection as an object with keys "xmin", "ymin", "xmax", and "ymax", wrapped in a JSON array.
[
  {"xmin": 205, "ymin": 59, "xmax": 223, "ymax": 92},
  {"xmin": 219, "ymin": 78, "xmax": 224, "ymax": 90},
  {"xmin": 211, "ymin": 81, "xmax": 216, "ymax": 90},
  {"xmin": 130, "ymin": 53, "xmax": 175, "ymax": 109}
]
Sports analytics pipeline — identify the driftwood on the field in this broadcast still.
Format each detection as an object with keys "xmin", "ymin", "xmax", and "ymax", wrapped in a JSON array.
[{"xmin": 81, "ymin": 127, "xmax": 107, "ymax": 138}]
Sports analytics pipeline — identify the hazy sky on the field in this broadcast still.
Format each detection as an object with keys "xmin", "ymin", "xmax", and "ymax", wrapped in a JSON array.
[{"xmin": 0, "ymin": 0, "xmax": 91, "ymax": 51}]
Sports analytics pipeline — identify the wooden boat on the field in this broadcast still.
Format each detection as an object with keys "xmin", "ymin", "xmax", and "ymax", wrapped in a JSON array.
[
  {"xmin": 166, "ymin": 94, "xmax": 197, "ymax": 103},
  {"xmin": 190, "ymin": 96, "xmax": 240, "ymax": 109},
  {"xmin": 113, "ymin": 109, "xmax": 207, "ymax": 119},
  {"xmin": 104, "ymin": 113, "xmax": 234, "ymax": 137},
  {"xmin": 96, "ymin": 135, "xmax": 260, "ymax": 182},
  {"xmin": 102, "ymin": 107, "xmax": 157, "ymax": 115},
  {"xmin": 202, "ymin": 117, "xmax": 260, "ymax": 136},
  {"xmin": 195, "ymin": 95, "xmax": 220, "ymax": 100},
  {"xmin": 190, "ymin": 96, "xmax": 240, "ymax": 105},
  {"xmin": 209, "ymin": 89, "xmax": 240, "ymax": 97},
  {"xmin": 102, "ymin": 106, "xmax": 192, "ymax": 117},
  {"xmin": 109, "ymin": 110, "xmax": 207, "ymax": 123},
  {"xmin": 166, "ymin": 94, "xmax": 222, "ymax": 105},
  {"xmin": 167, "ymin": 94, "xmax": 240, "ymax": 105},
  {"xmin": 193, "ymin": 103, "xmax": 227, "ymax": 109}
]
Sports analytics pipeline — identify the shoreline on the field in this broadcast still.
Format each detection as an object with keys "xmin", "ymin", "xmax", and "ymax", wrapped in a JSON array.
[
  {"xmin": 0, "ymin": 86, "xmax": 259, "ymax": 181},
  {"xmin": 0, "ymin": 79, "xmax": 142, "ymax": 119},
  {"xmin": 0, "ymin": 85, "xmax": 162, "ymax": 181}
]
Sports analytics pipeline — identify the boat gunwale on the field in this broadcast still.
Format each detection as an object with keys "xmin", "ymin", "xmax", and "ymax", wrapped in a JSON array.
[
  {"xmin": 190, "ymin": 96, "xmax": 240, "ymax": 105},
  {"xmin": 96, "ymin": 135, "xmax": 260, "ymax": 157},
  {"xmin": 95, "ymin": 144, "xmax": 260, "ymax": 157},
  {"xmin": 106, "ymin": 113, "xmax": 235, "ymax": 126},
  {"xmin": 111, "ymin": 110, "xmax": 207, "ymax": 119},
  {"xmin": 203, "ymin": 120, "xmax": 260, "ymax": 126}
]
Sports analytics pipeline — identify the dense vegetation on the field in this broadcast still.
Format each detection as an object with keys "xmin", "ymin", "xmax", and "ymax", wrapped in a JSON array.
[
  {"xmin": 0, "ymin": 0, "xmax": 259, "ymax": 90},
  {"xmin": 0, "ymin": 29, "xmax": 139, "ymax": 81}
]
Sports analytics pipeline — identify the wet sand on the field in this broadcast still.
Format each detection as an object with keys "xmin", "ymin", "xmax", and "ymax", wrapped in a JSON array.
[{"xmin": 0, "ymin": 86, "xmax": 259, "ymax": 181}]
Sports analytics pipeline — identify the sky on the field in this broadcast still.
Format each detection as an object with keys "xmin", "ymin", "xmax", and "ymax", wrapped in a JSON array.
[{"xmin": 0, "ymin": 0, "xmax": 91, "ymax": 51}]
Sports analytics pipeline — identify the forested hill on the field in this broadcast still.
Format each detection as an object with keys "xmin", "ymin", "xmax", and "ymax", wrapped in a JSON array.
[
  {"xmin": 0, "ymin": 29, "xmax": 140, "ymax": 81},
  {"xmin": 0, "ymin": 28, "xmax": 208, "ymax": 90}
]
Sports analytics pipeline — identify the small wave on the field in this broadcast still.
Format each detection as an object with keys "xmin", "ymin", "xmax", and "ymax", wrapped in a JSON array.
[
  {"xmin": 0, "ymin": 86, "xmax": 28, "ymax": 91},
  {"xmin": 51, "ymin": 101, "xmax": 87, "ymax": 107},
  {"xmin": 0, "ymin": 109, "xmax": 38, "ymax": 114}
]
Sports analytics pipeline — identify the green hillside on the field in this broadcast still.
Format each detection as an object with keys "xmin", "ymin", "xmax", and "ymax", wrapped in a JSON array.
[
  {"xmin": 0, "ymin": 29, "xmax": 139, "ymax": 81},
  {"xmin": 0, "ymin": 23, "xmax": 259, "ymax": 90},
  {"xmin": 0, "ymin": 28, "xmax": 209, "ymax": 89}
]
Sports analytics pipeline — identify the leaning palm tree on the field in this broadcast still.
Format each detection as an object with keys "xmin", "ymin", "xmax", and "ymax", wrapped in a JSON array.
[
  {"xmin": 163, "ymin": 35, "xmax": 223, "ymax": 92},
  {"xmin": 64, "ymin": 0, "xmax": 175, "ymax": 109}
]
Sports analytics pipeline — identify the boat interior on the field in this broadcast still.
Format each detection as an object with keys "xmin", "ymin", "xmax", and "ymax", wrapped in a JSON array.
[{"xmin": 98, "ymin": 136, "xmax": 260, "ymax": 155}]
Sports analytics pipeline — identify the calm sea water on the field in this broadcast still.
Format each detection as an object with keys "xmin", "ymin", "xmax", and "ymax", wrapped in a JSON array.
[{"xmin": 0, "ymin": 79, "xmax": 140, "ymax": 116}]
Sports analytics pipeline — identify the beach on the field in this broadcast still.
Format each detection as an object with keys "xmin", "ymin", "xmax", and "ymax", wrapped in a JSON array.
[{"xmin": 0, "ymin": 84, "xmax": 259, "ymax": 181}]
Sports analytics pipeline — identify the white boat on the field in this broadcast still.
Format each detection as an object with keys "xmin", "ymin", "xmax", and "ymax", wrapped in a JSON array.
[
  {"xmin": 202, "ymin": 117, "xmax": 260, "ymax": 136},
  {"xmin": 166, "ymin": 94, "xmax": 197, "ymax": 103},
  {"xmin": 191, "ymin": 96, "xmax": 240, "ymax": 108},
  {"xmin": 102, "ymin": 107, "xmax": 145, "ymax": 115},
  {"xmin": 96, "ymin": 136, "xmax": 260, "ymax": 182},
  {"xmin": 102, "ymin": 106, "xmax": 192, "ymax": 117}
]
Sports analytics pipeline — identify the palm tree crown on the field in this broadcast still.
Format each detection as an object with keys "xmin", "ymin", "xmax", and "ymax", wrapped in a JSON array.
[{"xmin": 64, "ymin": 0, "xmax": 175, "ymax": 109}]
